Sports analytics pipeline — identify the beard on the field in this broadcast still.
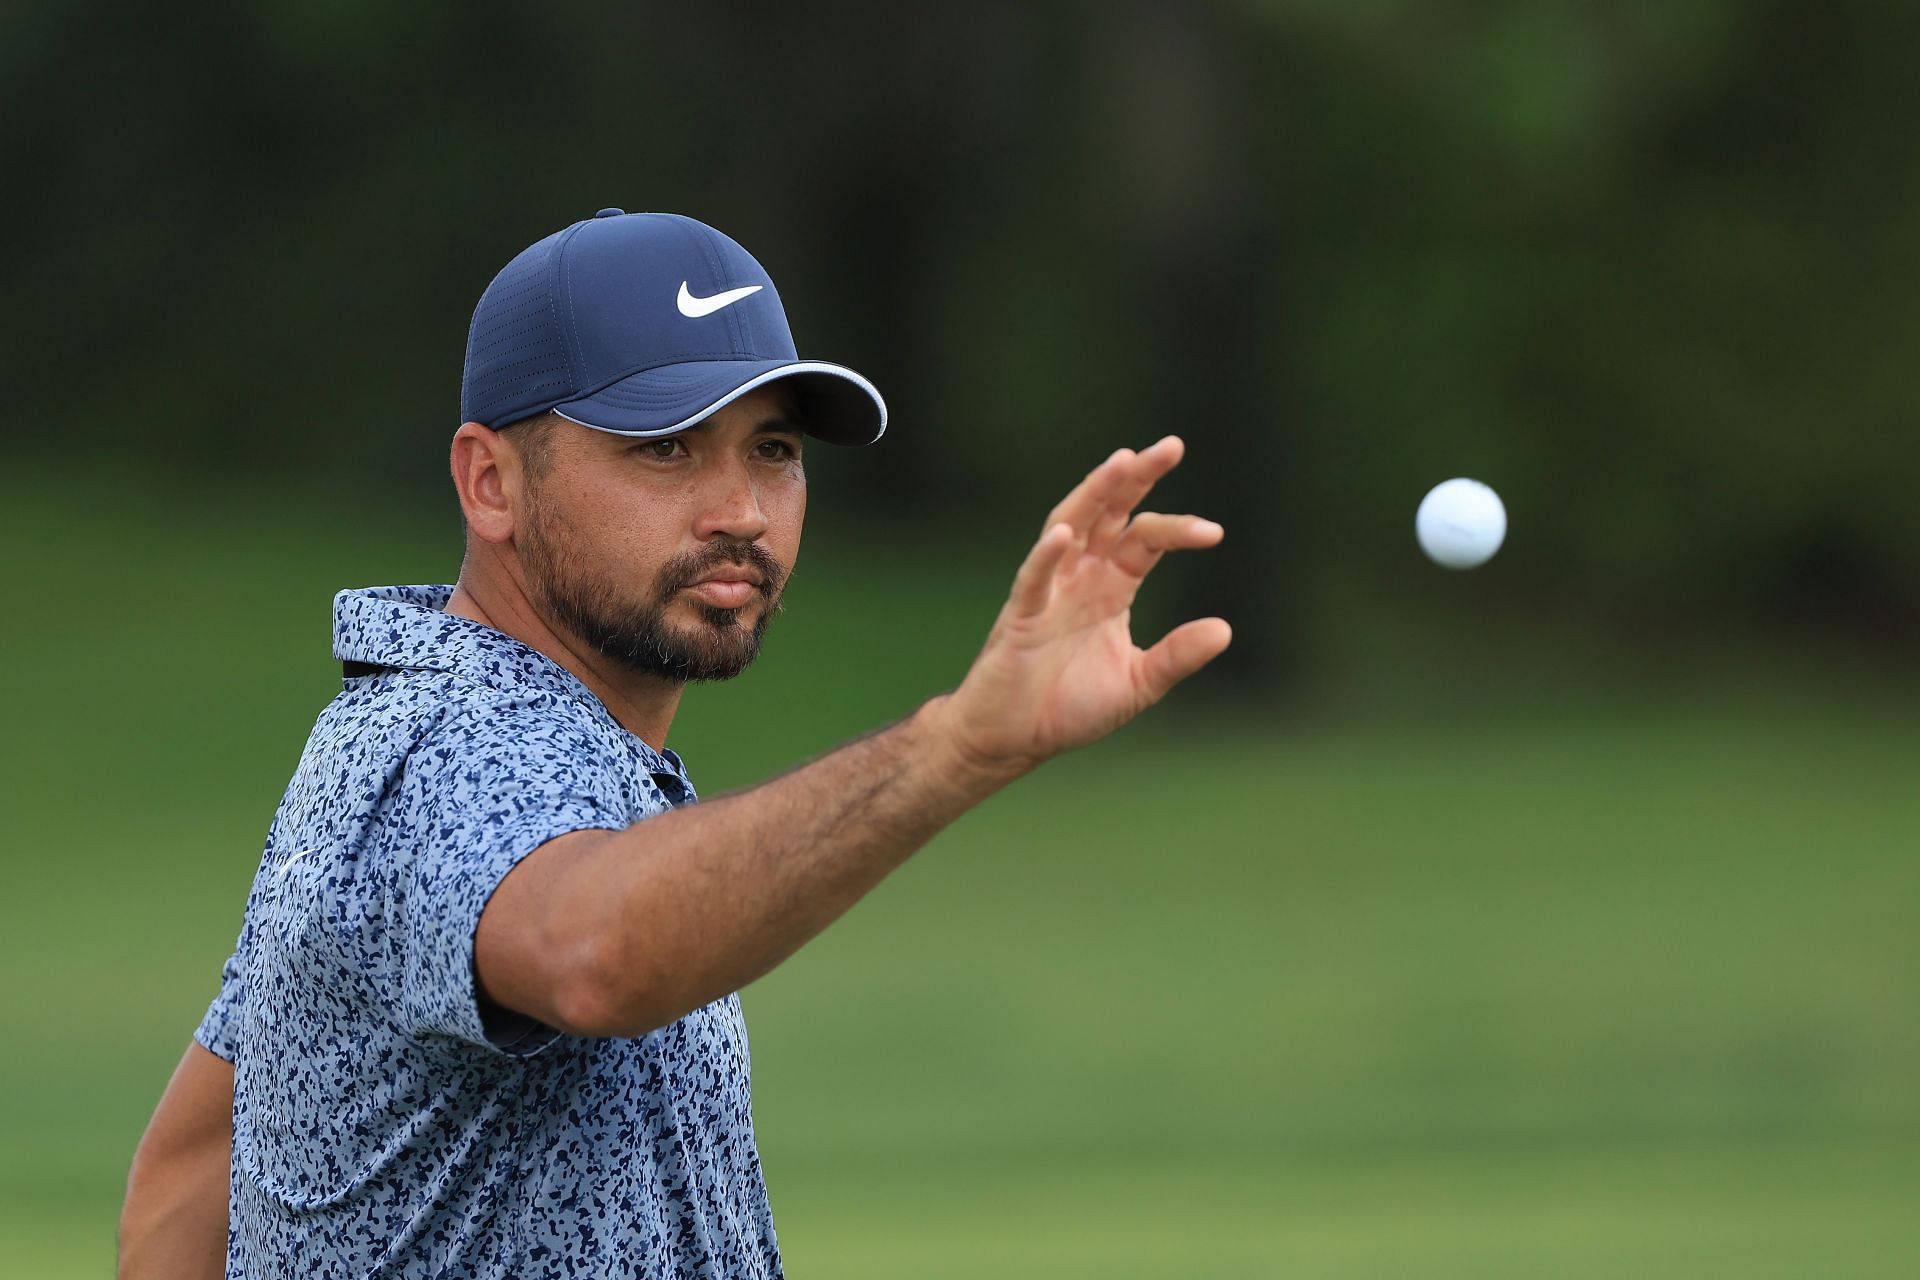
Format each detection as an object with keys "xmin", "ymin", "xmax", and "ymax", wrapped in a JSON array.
[{"xmin": 518, "ymin": 494, "xmax": 787, "ymax": 684}]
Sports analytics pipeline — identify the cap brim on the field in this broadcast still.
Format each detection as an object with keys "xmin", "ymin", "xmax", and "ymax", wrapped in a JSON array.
[{"xmin": 552, "ymin": 359, "xmax": 886, "ymax": 445}]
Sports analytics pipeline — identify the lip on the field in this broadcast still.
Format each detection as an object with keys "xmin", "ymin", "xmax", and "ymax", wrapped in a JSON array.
[
  {"xmin": 688, "ymin": 562, "xmax": 764, "ymax": 586},
  {"xmin": 684, "ymin": 578, "xmax": 761, "ymax": 608}
]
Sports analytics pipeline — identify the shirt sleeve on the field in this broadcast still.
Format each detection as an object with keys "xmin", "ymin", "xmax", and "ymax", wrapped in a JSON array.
[
  {"xmin": 193, "ymin": 930, "xmax": 248, "ymax": 1063},
  {"xmin": 388, "ymin": 699, "xmax": 632, "ymax": 1055}
]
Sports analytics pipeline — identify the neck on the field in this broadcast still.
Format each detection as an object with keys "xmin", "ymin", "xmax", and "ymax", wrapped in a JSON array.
[{"xmin": 443, "ymin": 574, "xmax": 685, "ymax": 751}]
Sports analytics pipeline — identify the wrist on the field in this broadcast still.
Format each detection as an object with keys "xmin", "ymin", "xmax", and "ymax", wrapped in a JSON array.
[{"xmin": 908, "ymin": 692, "xmax": 1035, "ymax": 803}]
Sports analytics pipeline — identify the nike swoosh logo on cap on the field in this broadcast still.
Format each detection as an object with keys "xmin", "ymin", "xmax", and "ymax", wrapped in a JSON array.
[{"xmin": 677, "ymin": 281, "xmax": 764, "ymax": 318}]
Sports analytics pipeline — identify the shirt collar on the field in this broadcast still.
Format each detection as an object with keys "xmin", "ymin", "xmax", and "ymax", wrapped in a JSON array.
[{"xmin": 332, "ymin": 584, "xmax": 690, "ymax": 781}]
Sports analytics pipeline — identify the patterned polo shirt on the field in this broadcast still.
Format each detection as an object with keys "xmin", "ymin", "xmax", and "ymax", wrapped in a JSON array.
[{"xmin": 195, "ymin": 583, "xmax": 781, "ymax": 1278}]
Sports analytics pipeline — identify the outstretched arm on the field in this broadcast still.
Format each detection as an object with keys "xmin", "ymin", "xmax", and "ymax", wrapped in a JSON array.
[
  {"xmin": 477, "ymin": 437, "xmax": 1231, "ymax": 1038},
  {"xmin": 120, "ymin": 1040, "xmax": 232, "ymax": 1279}
]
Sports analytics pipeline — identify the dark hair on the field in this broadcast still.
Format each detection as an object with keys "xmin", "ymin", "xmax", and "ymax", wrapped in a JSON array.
[{"xmin": 498, "ymin": 410, "xmax": 563, "ymax": 482}]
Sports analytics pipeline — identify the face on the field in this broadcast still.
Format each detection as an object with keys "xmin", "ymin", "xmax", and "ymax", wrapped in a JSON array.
[{"xmin": 513, "ymin": 385, "xmax": 807, "ymax": 683}]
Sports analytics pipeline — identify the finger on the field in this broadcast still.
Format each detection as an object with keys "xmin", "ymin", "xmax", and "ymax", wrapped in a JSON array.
[
  {"xmin": 1086, "ymin": 436, "xmax": 1188, "ymax": 557},
  {"xmin": 1044, "ymin": 448, "xmax": 1136, "ymax": 538},
  {"xmin": 1138, "ymin": 617, "xmax": 1233, "ymax": 703},
  {"xmin": 1112, "ymin": 513, "xmax": 1224, "ymax": 579},
  {"xmin": 1008, "ymin": 522, "xmax": 1075, "ymax": 618}
]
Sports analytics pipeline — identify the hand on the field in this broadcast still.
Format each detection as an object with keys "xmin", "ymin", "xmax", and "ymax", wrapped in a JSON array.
[{"xmin": 929, "ymin": 436, "xmax": 1231, "ymax": 781}]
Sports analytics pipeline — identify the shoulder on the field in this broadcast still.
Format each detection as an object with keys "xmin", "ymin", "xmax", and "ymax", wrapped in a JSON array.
[
  {"xmin": 334, "ymin": 668, "xmax": 618, "ymax": 754},
  {"xmin": 374, "ymin": 677, "xmax": 631, "ymax": 804},
  {"xmin": 294, "ymin": 672, "xmax": 630, "ymax": 814}
]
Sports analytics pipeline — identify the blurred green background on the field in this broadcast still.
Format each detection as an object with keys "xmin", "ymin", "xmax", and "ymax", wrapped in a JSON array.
[{"xmin": 4, "ymin": 1, "xmax": 1918, "ymax": 1275}]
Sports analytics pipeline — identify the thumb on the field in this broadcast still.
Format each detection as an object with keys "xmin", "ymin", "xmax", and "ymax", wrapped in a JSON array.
[{"xmin": 1137, "ymin": 617, "xmax": 1233, "ymax": 703}]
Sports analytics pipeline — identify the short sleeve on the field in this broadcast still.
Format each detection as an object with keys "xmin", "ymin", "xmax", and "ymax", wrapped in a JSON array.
[
  {"xmin": 389, "ymin": 702, "xmax": 631, "ymax": 1055},
  {"xmin": 193, "ymin": 931, "xmax": 248, "ymax": 1063}
]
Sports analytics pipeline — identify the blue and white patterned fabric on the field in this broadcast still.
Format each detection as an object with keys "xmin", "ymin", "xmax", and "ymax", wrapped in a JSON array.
[{"xmin": 196, "ymin": 583, "xmax": 781, "ymax": 1278}]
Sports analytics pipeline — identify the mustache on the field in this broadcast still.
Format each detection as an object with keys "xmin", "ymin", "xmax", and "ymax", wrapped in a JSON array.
[{"xmin": 657, "ymin": 540, "xmax": 787, "ymax": 598}]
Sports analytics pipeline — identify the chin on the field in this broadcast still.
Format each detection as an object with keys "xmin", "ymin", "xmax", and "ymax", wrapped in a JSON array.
[
  {"xmin": 678, "ymin": 591, "xmax": 768, "ymax": 628},
  {"xmin": 669, "ymin": 597, "xmax": 736, "ymax": 625}
]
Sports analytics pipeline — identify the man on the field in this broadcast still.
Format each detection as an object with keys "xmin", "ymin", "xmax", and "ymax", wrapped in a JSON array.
[{"xmin": 120, "ymin": 210, "xmax": 1229, "ymax": 1277}]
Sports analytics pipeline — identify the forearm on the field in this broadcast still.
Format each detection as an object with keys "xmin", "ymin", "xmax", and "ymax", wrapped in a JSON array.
[
  {"xmin": 120, "ymin": 1042, "xmax": 232, "ymax": 1280},
  {"xmin": 556, "ymin": 693, "xmax": 1013, "ymax": 1035}
]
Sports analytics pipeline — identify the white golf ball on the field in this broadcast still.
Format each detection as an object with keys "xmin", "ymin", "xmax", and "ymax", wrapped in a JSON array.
[{"xmin": 1416, "ymin": 478, "xmax": 1506, "ymax": 570}]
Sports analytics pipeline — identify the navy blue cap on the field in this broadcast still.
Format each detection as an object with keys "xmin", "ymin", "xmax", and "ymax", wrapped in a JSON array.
[{"xmin": 461, "ymin": 211, "xmax": 886, "ymax": 445}]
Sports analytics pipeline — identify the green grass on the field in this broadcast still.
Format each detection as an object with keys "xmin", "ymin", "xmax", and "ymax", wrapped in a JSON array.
[{"xmin": 4, "ymin": 466, "xmax": 1917, "ymax": 1275}]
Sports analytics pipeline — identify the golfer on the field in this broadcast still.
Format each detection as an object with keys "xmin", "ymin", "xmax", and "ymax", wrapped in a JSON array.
[{"xmin": 120, "ymin": 210, "xmax": 1230, "ymax": 1278}]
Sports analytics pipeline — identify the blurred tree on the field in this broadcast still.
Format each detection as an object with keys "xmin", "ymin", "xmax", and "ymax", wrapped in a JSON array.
[
  {"xmin": 1086, "ymin": 2, "xmax": 1303, "ymax": 691},
  {"xmin": 5, "ymin": 0, "xmax": 1918, "ymax": 670}
]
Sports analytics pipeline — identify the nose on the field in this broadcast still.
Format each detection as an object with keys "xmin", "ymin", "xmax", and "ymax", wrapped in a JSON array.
[{"xmin": 691, "ymin": 455, "xmax": 769, "ymax": 544}]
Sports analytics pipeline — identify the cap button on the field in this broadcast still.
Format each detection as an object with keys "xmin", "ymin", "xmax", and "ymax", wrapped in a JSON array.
[{"xmin": 593, "ymin": 207, "xmax": 625, "ymax": 219}]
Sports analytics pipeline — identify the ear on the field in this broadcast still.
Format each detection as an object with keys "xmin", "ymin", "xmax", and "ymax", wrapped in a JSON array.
[{"xmin": 451, "ymin": 422, "xmax": 521, "ymax": 545}]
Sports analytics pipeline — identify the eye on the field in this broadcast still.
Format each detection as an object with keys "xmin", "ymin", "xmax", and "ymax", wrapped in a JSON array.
[
  {"xmin": 633, "ymin": 438, "xmax": 686, "ymax": 460},
  {"xmin": 754, "ymin": 438, "xmax": 801, "ymax": 461}
]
